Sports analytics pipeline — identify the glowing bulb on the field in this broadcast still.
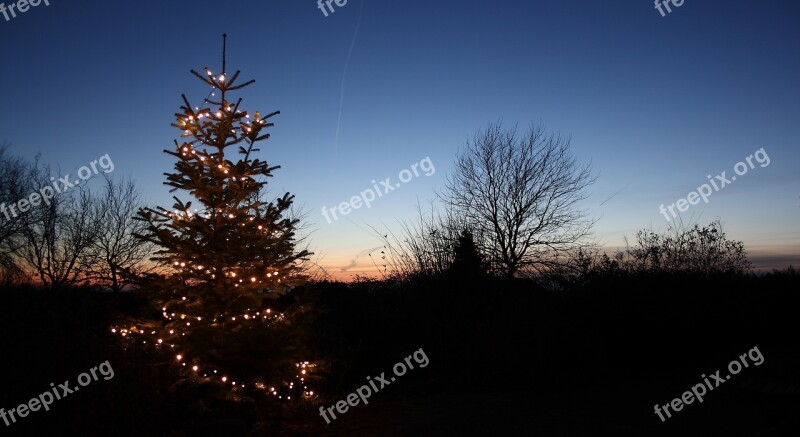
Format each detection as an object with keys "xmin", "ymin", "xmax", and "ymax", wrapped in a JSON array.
[
  {"xmin": 176, "ymin": 354, "xmax": 183, "ymax": 361},
  {"xmin": 192, "ymin": 365, "xmax": 198, "ymax": 371}
]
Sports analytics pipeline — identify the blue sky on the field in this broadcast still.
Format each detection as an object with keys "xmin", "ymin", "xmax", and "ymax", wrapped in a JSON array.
[{"xmin": 1, "ymin": 0, "xmax": 798, "ymax": 279}]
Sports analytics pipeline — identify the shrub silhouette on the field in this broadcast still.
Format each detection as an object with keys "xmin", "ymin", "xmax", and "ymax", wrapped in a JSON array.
[{"xmin": 448, "ymin": 229, "xmax": 488, "ymax": 279}]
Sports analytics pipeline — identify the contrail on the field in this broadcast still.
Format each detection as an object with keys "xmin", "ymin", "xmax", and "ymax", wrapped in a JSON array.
[
  {"xmin": 331, "ymin": 0, "xmax": 365, "ymax": 175},
  {"xmin": 599, "ymin": 183, "xmax": 631, "ymax": 206}
]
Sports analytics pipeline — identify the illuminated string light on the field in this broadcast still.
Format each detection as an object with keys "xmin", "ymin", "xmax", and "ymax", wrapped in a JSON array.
[{"xmin": 107, "ymin": 60, "xmax": 317, "ymax": 403}]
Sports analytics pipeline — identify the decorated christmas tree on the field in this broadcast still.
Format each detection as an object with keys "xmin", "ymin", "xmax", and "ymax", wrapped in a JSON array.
[{"xmin": 113, "ymin": 36, "xmax": 317, "ymax": 408}]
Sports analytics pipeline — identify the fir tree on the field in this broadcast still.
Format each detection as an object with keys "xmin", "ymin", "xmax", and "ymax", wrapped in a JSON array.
[
  {"xmin": 118, "ymin": 38, "xmax": 316, "ymax": 405},
  {"xmin": 449, "ymin": 229, "xmax": 488, "ymax": 278}
]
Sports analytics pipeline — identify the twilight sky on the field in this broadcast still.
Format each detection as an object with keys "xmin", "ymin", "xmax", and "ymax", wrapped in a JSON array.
[{"xmin": 1, "ymin": 0, "xmax": 798, "ymax": 280}]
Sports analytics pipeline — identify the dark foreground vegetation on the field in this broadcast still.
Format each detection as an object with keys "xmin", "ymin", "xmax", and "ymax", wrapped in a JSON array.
[{"xmin": 2, "ymin": 267, "xmax": 798, "ymax": 436}]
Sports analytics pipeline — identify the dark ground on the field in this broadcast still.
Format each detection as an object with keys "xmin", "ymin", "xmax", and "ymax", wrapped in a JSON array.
[{"xmin": 0, "ymin": 270, "xmax": 798, "ymax": 436}]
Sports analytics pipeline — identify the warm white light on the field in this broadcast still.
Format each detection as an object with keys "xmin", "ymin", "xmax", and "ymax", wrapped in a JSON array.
[{"xmin": 176, "ymin": 354, "xmax": 183, "ymax": 361}]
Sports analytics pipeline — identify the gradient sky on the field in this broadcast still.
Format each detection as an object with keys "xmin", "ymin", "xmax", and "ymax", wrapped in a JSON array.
[{"xmin": 2, "ymin": 0, "xmax": 798, "ymax": 280}]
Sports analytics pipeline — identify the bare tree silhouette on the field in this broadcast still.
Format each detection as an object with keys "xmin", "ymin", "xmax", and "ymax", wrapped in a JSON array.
[
  {"xmin": 0, "ymin": 143, "xmax": 31, "ymax": 283},
  {"xmin": 19, "ymin": 163, "xmax": 101, "ymax": 291},
  {"xmin": 81, "ymin": 177, "xmax": 154, "ymax": 292},
  {"xmin": 442, "ymin": 123, "xmax": 596, "ymax": 277}
]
